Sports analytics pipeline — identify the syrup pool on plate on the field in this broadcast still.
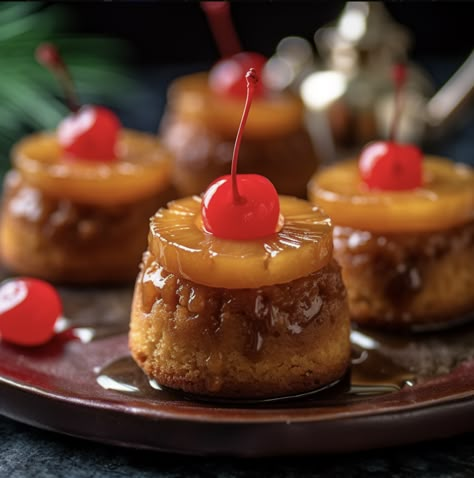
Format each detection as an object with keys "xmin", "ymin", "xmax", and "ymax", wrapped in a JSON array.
[{"xmin": 95, "ymin": 329, "xmax": 417, "ymax": 407}]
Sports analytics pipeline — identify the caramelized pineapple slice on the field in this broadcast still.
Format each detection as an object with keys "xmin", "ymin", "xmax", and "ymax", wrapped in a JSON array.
[
  {"xmin": 168, "ymin": 73, "xmax": 304, "ymax": 139},
  {"xmin": 309, "ymin": 157, "xmax": 474, "ymax": 233},
  {"xmin": 148, "ymin": 196, "xmax": 333, "ymax": 289},
  {"xmin": 14, "ymin": 130, "xmax": 172, "ymax": 206}
]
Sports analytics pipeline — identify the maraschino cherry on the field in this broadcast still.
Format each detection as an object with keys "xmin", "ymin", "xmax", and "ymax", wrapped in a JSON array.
[
  {"xmin": 201, "ymin": 2, "xmax": 267, "ymax": 98},
  {"xmin": 359, "ymin": 64, "xmax": 423, "ymax": 190},
  {"xmin": 36, "ymin": 43, "xmax": 120, "ymax": 161},
  {"xmin": 201, "ymin": 69, "xmax": 280, "ymax": 240},
  {"xmin": 0, "ymin": 278, "xmax": 61, "ymax": 346}
]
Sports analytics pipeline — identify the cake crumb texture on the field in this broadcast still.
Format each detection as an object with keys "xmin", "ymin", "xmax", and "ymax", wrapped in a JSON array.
[{"xmin": 130, "ymin": 257, "xmax": 350, "ymax": 398}]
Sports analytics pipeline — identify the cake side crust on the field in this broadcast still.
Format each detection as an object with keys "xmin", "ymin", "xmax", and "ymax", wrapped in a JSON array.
[
  {"xmin": 333, "ymin": 222, "xmax": 474, "ymax": 326},
  {"xmin": 129, "ymin": 257, "xmax": 350, "ymax": 398}
]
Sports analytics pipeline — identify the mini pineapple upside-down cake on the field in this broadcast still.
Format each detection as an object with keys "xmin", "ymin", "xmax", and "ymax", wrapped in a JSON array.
[
  {"xmin": 129, "ymin": 69, "xmax": 350, "ymax": 398},
  {"xmin": 160, "ymin": 4, "xmax": 318, "ymax": 199},
  {"xmin": 308, "ymin": 66, "xmax": 474, "ymax": 329},
  {"xmin": 309, "ymin": 153, "xmax": 474, "ymax": 329},
  {"xmin": 0, "ymin": 44, "xmax": 174, "ymax": 284}
]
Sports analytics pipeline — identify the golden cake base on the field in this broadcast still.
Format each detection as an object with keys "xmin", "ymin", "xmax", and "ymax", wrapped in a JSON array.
[{"xmin": 130, "ymin": 257, "xmax": 350, "ymax": 399}]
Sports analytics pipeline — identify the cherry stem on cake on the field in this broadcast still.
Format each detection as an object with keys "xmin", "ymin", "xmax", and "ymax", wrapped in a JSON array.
[
  {"xmin": 389, "ymin": 63, "xmax": 407, "ymax": 142},
  {"xmin": 231, "ymin": 68, "xmax": 258, "ymax": 204},
  {"xmin": 200, "ymin": 66, "xmax": 279, "ymax": 239},
  {"xmin": 36, "ymin": 43, "xmax": 81, "ymax": 113},
  {"xmin": 358, "ymin": 61, "xmax": 422, "ymax": 191},
  {"xmin": 201, "ymin": 1, "xmax": 242, "ymax": 57}
]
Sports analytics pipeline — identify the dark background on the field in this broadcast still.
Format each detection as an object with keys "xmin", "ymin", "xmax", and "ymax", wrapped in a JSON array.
[
  {"xmin": 62, "ymin": 2, "xmax": 474, "ymax": 64},
  {"xmin": 51, "ymin": 1, "xmax": 473, "ymax": 165},
  {"xmin": 6, "ymin": 3, "xmax": 471, "ymax": 172}
]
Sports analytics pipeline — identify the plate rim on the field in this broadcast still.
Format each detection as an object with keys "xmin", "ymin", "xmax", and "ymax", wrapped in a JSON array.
[
  {"xmin": 1, "ymin": 358, "xmax": 474, "ymax": 424},
  {"xmin": 1, "ymin": 375, "xmax": 474, "ymax": 456}
]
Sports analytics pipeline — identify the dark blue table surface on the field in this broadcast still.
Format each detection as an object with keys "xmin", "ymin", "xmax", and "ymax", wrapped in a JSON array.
[{"xmin": 1, "ymin": 417, "xmax": 473, "ymax": 477}]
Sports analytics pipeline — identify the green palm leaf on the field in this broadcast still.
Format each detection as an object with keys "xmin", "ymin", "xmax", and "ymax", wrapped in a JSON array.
[{"xmin": 0, "ymin": 2, "xmax": 135, "ymax": 172}]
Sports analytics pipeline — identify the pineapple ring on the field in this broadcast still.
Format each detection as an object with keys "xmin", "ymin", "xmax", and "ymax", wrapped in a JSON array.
[
  {"xmin": 309, "ymin": 157, "xmax": 474, "ymax": 233},
  {"xmin": 13, "ymin": 130, "xmax": 172, "ymax": 206},
  {"xmin": 149, "ymin": 196, "xmax": 333, "ymax": 289},
  {"xmin": 168, "ymin": 73, "xmax": 304, "ymax": 139}
]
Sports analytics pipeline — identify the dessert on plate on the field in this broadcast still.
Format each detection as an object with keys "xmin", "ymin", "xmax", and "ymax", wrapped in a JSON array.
[
  {"xmin": 130, "ymin": 69, "xmax": 350, "ymax": 398},
  {"xmin": 160, "ymin": 3, "xmax": 318, "ymax": 198},
  {"xmin": 308, "ymin": 66, "xmax": 474, "ymax": 328},
  {"xmin": 0, "ymin": 44, "xmax": 175, "ymax": 284}
]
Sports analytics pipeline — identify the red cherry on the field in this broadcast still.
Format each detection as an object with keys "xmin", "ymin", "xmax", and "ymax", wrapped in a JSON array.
[
  {"xmin": 359, "ymin": 141, "xmax": 423, "ymax": 190},
  {"xmin": 359, "ymin": 63, "xmax": 423, "ymax": 191},
  {"xmin": 57, "ymin": 105, "xmax": 120, "ymax": 161},
  {"xmin": 202, "ymin": 68, "xmax": 281, "ymax": 239},
  {"xmin": 209, "ymin": 52, "xmax": 267, "ymax": 98},
  {"xmin": 202, "ymin": 174, "xmax": 280, "ymax": 239},
  {"xmin": 36, "ymin": 43, "xmax": 121, "ymax": 161},
  {"xmin": 0, "ymin": 278, "xmax": 62, "ymax": 346},
  {"xmin": 201, "ymin": 3, "xmax": 267, "ymax": 99}
]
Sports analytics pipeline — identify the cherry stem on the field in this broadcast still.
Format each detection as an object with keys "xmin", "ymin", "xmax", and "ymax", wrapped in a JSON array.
[
  {"xmin": 201, "ymin": 1, "xmax": 242, "ymax": 58},
  {"xmin": 36, "ymin": 43, "xmax": 81, "ymax": 113},
  {"xmin": 231, "ymin": 68, "xmax": 257, "ymax": 204},
  {"xmin": 389, "ymin": 63, "xmax": 407, "ymax": 142}
]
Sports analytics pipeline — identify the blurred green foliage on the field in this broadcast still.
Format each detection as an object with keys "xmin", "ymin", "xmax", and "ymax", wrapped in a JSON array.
[{"xmin": 0, "ymin": 2, "xmax": 134, "ymax": 172}]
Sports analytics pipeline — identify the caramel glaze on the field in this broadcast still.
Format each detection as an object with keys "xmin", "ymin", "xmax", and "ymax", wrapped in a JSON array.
[
  {"xmin": 333, "ymin": 221, "xmax": 474, "ymax": 326},
  {"xmin": 0, "ymin": 171, "xmax": 177, "ymax": 284},
  {"xmin": 101, "ymin": 307, "xmax": 474, "ymax": 404},
  {"xmin": 3, "ymin": 170, "xmax": 175, "ymax": 247},
  {"xmin": 161, "ymin": 115, "xmax": 318, "ymax": 198},
  {"xmin": 97, "ymin": 343, "xmax": 416, "ymax": 406},
  {"xmin": 139, "ymin": 251, "xmax": 341, "ymax": 362},
  {"xmin": 130, "ymin": 252, "xmax": 350, "ymax": 398}
]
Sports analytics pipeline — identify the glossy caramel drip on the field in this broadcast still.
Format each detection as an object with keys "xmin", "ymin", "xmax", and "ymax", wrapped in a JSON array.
[
  {"xmin": 309, "ymin": 158, "xmax": 474, "ymax": 233},
  {"xmin": 148, "ymin": 195, "xmax": 333, "ymax": 290},
  {"xmin": 97, "ymin": 326, "xmax": 420, "ymax": 405},
  {"xmin": 333, "ymin": 223, "xmax": 474, "ymax": 322},
  {"xmin": 3, "ymin": 170, "xmax": 176, "ymax": 249},
  {"xmin": 13, "ymin": 130, "xmax": 172, "ymax": 206},
  {"xmin": 139, "ymin": 255, "xmax": 330, "ymax": 364},
  {"xmin": 205, "ymin": 351, "xmax": 224, "ymax": 393},
  {"xmin": 103, "ymin": 292, "xmax": 474, "ymax": 403}
]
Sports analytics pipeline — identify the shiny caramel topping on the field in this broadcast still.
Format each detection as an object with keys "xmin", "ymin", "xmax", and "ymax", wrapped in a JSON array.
[
  {"xmin": 148, "ymin": 195, "xmax": 333, "ymax": 289},
  {"xmin": 139, "ymin": 257, "xmax": 342, "ymax": 360},
  {"xmin": 309, "ymin": 157, "xmax": 474, "ymax": 233},
  {"xmin": 167, "ymin": 73, "xmax": 304, "ymax": 139},
  {"xmin": 3, "ymin": 171, "xmax": 168, "ymax": 248},
  {"xmin": 13, "ymin": 130, "xmax": 172, "ymax": 206}
]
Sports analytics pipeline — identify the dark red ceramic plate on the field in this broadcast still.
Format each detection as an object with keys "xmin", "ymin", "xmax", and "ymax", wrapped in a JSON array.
[{"xmin": 0, "ymin": 285, "xmax": 473, "ymax": 456}]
